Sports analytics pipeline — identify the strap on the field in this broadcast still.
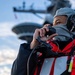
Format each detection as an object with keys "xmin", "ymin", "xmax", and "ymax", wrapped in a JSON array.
[
  {"xmin": 69, "ymin": 46, "xmax": 75, "ymax": 56},
  {"xmin": 48, "ymin": 39, "xmax": 75, "ymax": 55}
]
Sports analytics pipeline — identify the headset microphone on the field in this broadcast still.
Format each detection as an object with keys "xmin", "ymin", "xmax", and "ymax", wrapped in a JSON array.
[{"xmin": 45, "ymin": 26, "xmax": 56, "ymax": 36}]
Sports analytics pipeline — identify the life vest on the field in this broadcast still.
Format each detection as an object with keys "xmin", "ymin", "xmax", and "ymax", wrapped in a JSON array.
[{"xmin": 34, "ymin": 39, "xmax": 75, "ymax": 75}]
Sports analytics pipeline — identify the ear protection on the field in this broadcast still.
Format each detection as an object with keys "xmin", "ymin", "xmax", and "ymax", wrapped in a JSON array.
[{"xmin": 67, "ymin": 14, "xmax": 75, "ymax": 32}]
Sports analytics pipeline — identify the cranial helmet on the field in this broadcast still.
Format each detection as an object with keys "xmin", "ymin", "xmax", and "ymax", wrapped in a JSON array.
[
  {"xmin": 54, "ymin": 7, "xmax": 75, "ymax": 18},
  {"xmin": 54, "ymin": 7, "xmax": 75, "ymax": 31}
]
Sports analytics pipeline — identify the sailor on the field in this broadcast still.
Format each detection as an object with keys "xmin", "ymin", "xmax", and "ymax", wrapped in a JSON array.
[{"xmin": 11, "ymin": 7, "xmax": 75, "ymax": 75}]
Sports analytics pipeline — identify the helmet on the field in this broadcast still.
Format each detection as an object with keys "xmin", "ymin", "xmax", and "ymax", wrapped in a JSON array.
[{"xmin": 54, "ymin": 7, "xmax": 75, "ymax": 18}]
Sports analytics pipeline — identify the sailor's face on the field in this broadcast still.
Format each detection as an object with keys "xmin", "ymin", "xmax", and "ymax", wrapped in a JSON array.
[{"xmin": 53, "ymin": 15, "xmax": 68, "ymax": 26}]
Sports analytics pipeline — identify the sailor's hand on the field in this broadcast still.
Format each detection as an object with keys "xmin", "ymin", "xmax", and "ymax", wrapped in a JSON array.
[
  {"xmin": 30, "ymin": 24, "xmax": 57, "ymax": 49},
  {"xmin": 33, "ymin": 24, "xmax": 57, "ymax": 41}
]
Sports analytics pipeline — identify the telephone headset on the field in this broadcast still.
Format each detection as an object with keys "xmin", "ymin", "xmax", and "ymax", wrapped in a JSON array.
[
  {"xmin": 27, "ymin": 14, "xmax": 75, "ymax": 75},
  {"xmin": 67, "ymin": 14, "xmax": 75, "ymax": 32}
]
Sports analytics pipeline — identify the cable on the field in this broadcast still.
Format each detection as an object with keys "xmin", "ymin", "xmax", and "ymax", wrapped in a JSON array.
[
  {"xmin": 27, "ymin": 36, "xmax": 52, "ymax": 75},
  {"xmin": 27, "ymin": 46, "xmax": 37, "ymax": 75}
]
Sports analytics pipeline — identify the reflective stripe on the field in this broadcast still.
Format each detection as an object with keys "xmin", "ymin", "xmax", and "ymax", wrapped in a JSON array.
[
  {"xmin": 54, "ymin": 56, "xmax": 68, "ymax": 75},
  {"xmin": 40, "ymin": 56, "xmax": 68, "ymax": 75},
  {"xmin": 40, "ymin": 58, "xmax": 54, "ymax": 75}
]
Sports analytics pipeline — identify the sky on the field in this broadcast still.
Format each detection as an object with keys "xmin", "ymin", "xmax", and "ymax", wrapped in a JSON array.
[
  {"xmin": 0, "ymin": 0, "xmax": 47, "ymax": 23},
  {"xmin": 0, "ymin": 0, "xmax": 75, "ymax": 75}
]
